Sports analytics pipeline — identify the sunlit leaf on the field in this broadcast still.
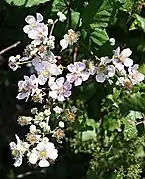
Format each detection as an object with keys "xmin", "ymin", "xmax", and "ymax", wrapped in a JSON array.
[{"xmin": 5, "ymin": 0, "xmax": 49, "ymax": 7}]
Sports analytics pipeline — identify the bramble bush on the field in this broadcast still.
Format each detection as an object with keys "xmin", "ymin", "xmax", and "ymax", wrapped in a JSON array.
[{"xmin": 1, "ymin": 0, "xmax": 145, "ymax": 178}]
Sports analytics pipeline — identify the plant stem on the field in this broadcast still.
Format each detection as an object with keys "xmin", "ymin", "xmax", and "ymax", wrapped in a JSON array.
[
  {"xmin": 0, "ymin": 41, "xmax": 20, "ymax": 55},
  {"xmin": 68, "ymin": 0, "xmax": 72, "ymax": 29},
  {"xmin": 49, "ymin": 19, "xmax": 58, "ymax": 38}
]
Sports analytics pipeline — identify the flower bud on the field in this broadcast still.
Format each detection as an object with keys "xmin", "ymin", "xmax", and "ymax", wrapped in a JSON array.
[{"xmin": 58, "ymin": 121, "xmax": 64, "ymax": 128}]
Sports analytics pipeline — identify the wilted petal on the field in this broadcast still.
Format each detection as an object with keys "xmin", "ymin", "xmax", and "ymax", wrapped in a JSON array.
[
  {"xmin": 39, "ymin": 159, "xmax": 50, "ymax": 167},
  {"xmin": 96, "ymin": 73, "xmax": 106, "ymax": 83}
]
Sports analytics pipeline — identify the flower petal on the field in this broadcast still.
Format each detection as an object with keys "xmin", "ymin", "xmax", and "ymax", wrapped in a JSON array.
[
  {"xmin": 123, "ymin": 58, "xmax": 133, "ymax": 67},
  {"xmin": 25, "ymin": 15, "xmax": 36, "ymax": 24},
  {"xmin": 60, "ymin": 39, "xmax": 68, "ymax": 50},
  {"xmin": 36, "ymin": 13, "xmax": 43, "ymax": 22},
  {"xmin": 29, "ymin": 152, "xmax": 38, "ymax": 165},
  {"xmin": 39, "ymin": 159, "xmax": 50, "ymax": 167},
  {"xmin": 74, "ymin": 77, "xmax": 82, "ymax": 86},
  {"xmin": 14, "ymin": 156, "xmax": 22, "ymax": 167},
  {"xmin": 121, "ymin": 48, "xmax": 132, "ymax": 58},
  {"xmin": 96, "ymin": 73, "xmax": 106, "ymax": 83}
]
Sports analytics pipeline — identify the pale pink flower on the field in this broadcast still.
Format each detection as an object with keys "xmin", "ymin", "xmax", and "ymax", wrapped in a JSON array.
[
  {"xmin": 66, "ymin": 62, "xmax": 90, "ymax": 86},
  {"xmin": 49, "ymin": 77, "xmax": 72, "ymax": 101},
  {"xmin": 17, "ymin": 75, "xmax": 38, "ymax": 100}
]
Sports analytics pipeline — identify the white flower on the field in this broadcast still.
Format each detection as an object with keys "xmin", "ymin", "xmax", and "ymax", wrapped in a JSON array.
[
  {"xmin": 9, "ymin": 135, "xmax": 29, "ymax": 167},
  {"xmin": 44, "ymin": 109, "xmax": 51, "ymax": 116},
  {"xmin": 49, "ymin": 77, "xmax": 72, "ymax": 101},
  {"xmin": 8, "ymin": 56, "xmax": 20, "ymax": 71},
  {"xmin": 58, "ymin": 121, "xmax": 64, "ymax": 128},
  {"xmin": 95, "ymin": 57, "xmax": 115, "ymax": 83},
  {"xmin": 32, "ymin": 58, "xmax": 62, "ymax": 85},
  {"xmin": 66, "ymin": 62, "xmax": 90, "ymax": 86},
  {"xmin": 53, "ymin": 106, "xmax": 63, "ymax": 114},
  {"xmin": 47, "ymin": 19, "xmax": 53, "ymax": 24},
  {"xmin": 57, "ymin": 12, "xmax": 67, "ymax": 22},
  {"xmin": 60, "ymin": 29, "xmax": 80, "ymax": 50},
  {"xmin": 39, "ymin": 122, "xmax": 50, "ymax": 132},
  {"xmin": 23, "ymin": 13, "xmax": 43, "ymax": 34},
  {"xmin": 113, "ymin": 47, "xmax": 133, "ymax": 71},
  {"xmin": 128, "ymin": 64, "xmax": 144, "ymax": 85},
  {"xmin": 23, "ymin": 13, "xmax": 48, "ymax": 46},
  {"xmin": 17, "ymin": 75, "xmax": 38, "ymax": 100},
  {"xmin": 28, "ymin": 139, "xmax": 58, "ymax": 167}
]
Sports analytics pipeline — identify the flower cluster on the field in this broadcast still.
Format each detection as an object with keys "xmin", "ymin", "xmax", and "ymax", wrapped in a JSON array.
[{"xmin": 8, "ymin": 12, "xmax": 144, "ymax": 168}]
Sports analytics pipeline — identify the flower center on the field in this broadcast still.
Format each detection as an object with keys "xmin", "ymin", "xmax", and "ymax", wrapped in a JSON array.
[
  {"xmin": 12, "ymin": 149, "xmax": 19, "ymax": 157},
  {"xmin": 40, "ymin": 150, "xmax": 47, "ymax": 158},
  {"xmin": 99, "ymin": 65, "xmax": 106, "ymax": 72},
  {"xmin": 43, "ymin": 70, "xmax": 50, "ymax": 77}
]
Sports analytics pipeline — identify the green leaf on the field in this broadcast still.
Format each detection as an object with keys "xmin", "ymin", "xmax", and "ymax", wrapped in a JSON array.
[
  {"xmin": 90, "ymin": 29, "xmax": 109, "ymax": 46},
  {"xmin": 103, "ymin": 117, "xmax": 121, "ymax": 132},
  {"xmin": 87, "ymin": 170, "xmax": 97, "ymax": 179},
  {"xmin": 5, "ymin": 0, "xmax": 49, "ymax": 7},
  {"xmin": 71, "ymin": 11, "xmax": 81, "ymax": 29},
  {"xmin": 123, "ymin": 117, "xmax": 138, "ymax": 141},
  {"xmin": 81, "ymin": 0, "xmax": 124, "ymax": 52},
  {"xmin": 51, "ymin": 0, "xmax": 66, "ymax": 12},
  {"xmin": 132, "ymin": 14, "xmax": 145, "ymax": 33},
  {"xmin": 124, "ymin": 92, "xmax": 145, "ymax": 112},
  {"xmin": 82, "ymin": 130, "xmax": 96, "ymax": 141},
  {"xmin": 121, "ymin": 0, "xmax": 134, "ymax": 13},
  {"xmin": 123, "ymin": 110, "xmax": 142, "ymax": 140},
  {"xmin": 126, "ymin": 110, "xmax": 143, "ymax": 121}
]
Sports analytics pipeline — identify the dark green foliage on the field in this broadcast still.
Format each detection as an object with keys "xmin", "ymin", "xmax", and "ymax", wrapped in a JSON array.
[{"xmin": 1, "ymin": 0, "xmax": 145, "ymax": 178}]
